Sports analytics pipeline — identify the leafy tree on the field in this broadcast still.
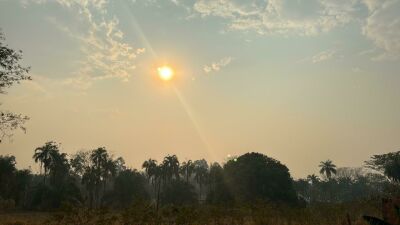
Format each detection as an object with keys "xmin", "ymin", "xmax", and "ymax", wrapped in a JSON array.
[
  {"xmin": 365, "ymin": 151, "xmax": 400, "ymax": 182},
  {"xmin": 0, "ymin": 30, "xmax": 30, "ymax": 142},
  {"xmin": 114, "ymin": 157, "xmax": 126, "ymax": 174},
  {"xmin": 224, "ymin": 152, "xmax": 297, "ymax": 203},
  {"xmin": 319, "ymin": 160, "xmax": 337, "ymax": 180},
  {"xmin": 70, "ymin": 150, "xmax": 90, "ymax": 177}
]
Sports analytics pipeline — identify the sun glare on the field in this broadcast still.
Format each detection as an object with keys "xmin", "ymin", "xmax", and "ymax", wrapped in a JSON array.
[{"xmin": 157, "ymin": 66, "xmax": 174, "ymax": 81}]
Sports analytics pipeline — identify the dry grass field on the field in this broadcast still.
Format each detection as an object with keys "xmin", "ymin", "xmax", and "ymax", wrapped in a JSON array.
[{"xmin": 0, "ymin": 200, "xmax": 384, "ymax": 225}]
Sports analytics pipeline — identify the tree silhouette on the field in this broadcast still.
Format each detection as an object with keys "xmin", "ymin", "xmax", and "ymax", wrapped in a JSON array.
[
  {"xmin": 70, "ymin": 151, "xmax": 89, "ymax": 177},
  {"xmin": 0, "ymin": 155, "xmax": 17, "ymax": 198},
  {"xmin": 82, "ymin": 166, "xmax": 97, "ymax": 208},
  {"xmin": 110, "ymin": 169, "xmax": 148, "ymax": 207},
  {"xmin": 162, "ymin": 155, "xmax": 180, "ymax": 184},
  {"xmin": 180, "ymin": 160, "xmax": 194, "ymax": 183},
  {"xmin": 48, "ymin": 151, "xmax": 69, "ymax": 186},
  {"xmin": 224, "ymin": 152, "xmax": 297, "ymax": 203},
  {"xmin": 89, "ymin": 147, "xmax": 112, "ymax": 207},
  {"xmin": 142, "ymin": 158, "xmax": 158, "ymax": 183},
  {"xmin": 307, "ymin": 174, "xmax": 320, "ymax": 185},
  {"xmin": 33, "ymin": 141, "xmax": 59, "ymax": 184},
  {"xmin": 193, "ymin": 159, "xmax": 209, "ymax": 200},
  {"xmin": 207, "ymin": 162, "xmax": 233, "ymax": 204},
  {"xmin": 0, "ymin": 30, "xmax": 30, "ymax": 142},
  {"xmin": 366, "ymin": 151, "xmax": 400, "ymax": 182},
  {"xmin": 319, "ymin": 160, "xmax": 337, "ymax": 180}
]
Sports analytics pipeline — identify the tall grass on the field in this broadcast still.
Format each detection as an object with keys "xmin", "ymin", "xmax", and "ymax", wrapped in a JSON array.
[{"xmin": 0, "ymin": 200, "xmax": 382, "ymax": 225}]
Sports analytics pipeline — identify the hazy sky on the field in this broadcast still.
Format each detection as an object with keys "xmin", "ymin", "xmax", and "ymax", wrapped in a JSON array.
[{"xmin": 0, "ymin": 0, "xmax": 399, "ymax": 178}]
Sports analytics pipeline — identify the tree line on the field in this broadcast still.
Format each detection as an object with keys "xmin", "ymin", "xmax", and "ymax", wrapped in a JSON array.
[{"xmin": 1, "ymin": 141, "xmax": 399, "ymax": 211}]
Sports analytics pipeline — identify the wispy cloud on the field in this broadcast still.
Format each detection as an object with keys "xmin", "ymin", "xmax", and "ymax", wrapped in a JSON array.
[
  {"xmin": 23, "ymin": 0, "xmax": 146, "ymax": 89},
  {"xmin": 138, "ymin": 0, "xmax": 400, "ymax": 61},
  {"xmin": 192, "ymin": 0, "xmax": 361, "ymax": 36},
  {"xmin": 297, "ymin": 48, "xmax": 340, "ymax": 64},
  {"xmin": 203, "ymin": 57, "xmax": 233, "ymax": 73},
  {"xmin": 361, "ymin": 0, "xmax": 400, "ymax": 61},
  {"xmin": 311, "ymin": 49, "xmax": 338, "ymax": 63}
]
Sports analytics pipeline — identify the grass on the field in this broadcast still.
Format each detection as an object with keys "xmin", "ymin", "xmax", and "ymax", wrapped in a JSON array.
[{"xmin": 0, "ymin": 200, "xmax": 382, "ymax": 225}]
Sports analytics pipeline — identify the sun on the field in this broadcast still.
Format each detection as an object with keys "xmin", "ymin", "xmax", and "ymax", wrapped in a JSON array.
[{"xmin": 157, "ymin": 66, "xmax": 174, "ymax": 81}]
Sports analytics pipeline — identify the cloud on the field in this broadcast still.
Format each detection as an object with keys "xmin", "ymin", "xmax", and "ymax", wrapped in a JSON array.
[
  {"xmin": 311, "ymin": 49, "xmax": 337, "ymax": 63},
  {"xmin": 22, "ymin": 0, "xmax": 146, "ymax": 89},
  {"xmin": 362, "ymin": 0, "xmax": 400, "ymax": 60},
  {"xmin": 297, "ymin": 48, "xmax": 339, "ymax": 64},
  {"xmin": 203, "ymin": 57, "xmax": 233, "ymax": 73},
  {"xmin": 192, "ymin": 0, "xmax": 361, "ymax": 36},
  {"xmin": 135, "ymin": 0, "xmax": 400, "ymax": 61}
]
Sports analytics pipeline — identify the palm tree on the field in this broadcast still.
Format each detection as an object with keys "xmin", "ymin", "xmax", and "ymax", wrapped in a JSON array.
[
  {"xmin": 82, "ymin": 166, "xmax": 97, "ymax": 208},
  {"xmin": 48, "ymin": 151, "xmax": 69, "ymax": 186},
  {"xmin": 162, "ymin": 155, "xmax": 180, "ymax": 183},
  {"xmin": 180, "ymin": 160, "xmax": 194, "ymax": 183},
  {"xmin": 142, "ymin": 159, "xmax": 158, "ymax": 182},
  {"xmin": 193, "ymin": 159, "xmax": 209, "ymax": 200},
  {"xmin": 319, "ymin": 160, "xmax": 337, "ymax": 180},
  {"xmin": 154, "ymin": 164, "xmax": 163, "ymax": 210},
  {"xmin": 307, "ymin": 174, "xmax": 320, "ymax": 184},
  {"xmin": 102, "ymin": 158, "xmax": 116, "ymax": 191},
  {"xmin": 89, "ymin": 147, "xmax": 109, "ymax": 207},
  {"xmin": 33, "ymin": 141, "xmax": 59, "ymax": 184}
]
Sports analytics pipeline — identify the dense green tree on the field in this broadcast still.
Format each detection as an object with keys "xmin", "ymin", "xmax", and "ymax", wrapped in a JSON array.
[
  {"xmin": 224, "ymin": 152, "xmax": 297, "ymax": 203},
  {"xmin": 319, "ymin": 160, "xmax": 337, "ymax": 180}
]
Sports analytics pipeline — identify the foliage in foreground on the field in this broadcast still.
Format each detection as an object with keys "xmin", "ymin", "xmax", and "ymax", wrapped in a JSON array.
[{"xmin": 0, "ymin": 199, "xmax": 385, "ymax": 225}]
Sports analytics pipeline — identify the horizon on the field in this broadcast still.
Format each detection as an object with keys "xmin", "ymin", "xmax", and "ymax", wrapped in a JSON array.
[{"xmin": 1, "ymin": 0, "xmax": 400, "ymax": 178}]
